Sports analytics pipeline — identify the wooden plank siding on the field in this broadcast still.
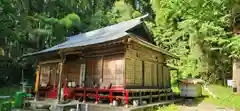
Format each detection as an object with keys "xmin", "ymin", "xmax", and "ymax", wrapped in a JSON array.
[
  {"xmin": 152, "ymin": 63, "xmax": 158, "ymax": 87},
  {"xmin": 83, "ymin": 43, "xmax": 125, "ymax": 88},
  {"xmin": 134, "ymin": 59, "xmax": 143, "ymax": 86},
  {"xmin": 63, "ymin": 60, "xmax": 81, "ymax": 86},
  {"xmin": 124, "ymin": 42, "xmax": 171, "ymax": 89},
  {"xmin": 39, "ymin": 63, "xmax": 59, "ymax": 87},
  {"xmin": 144, "ymin": 61, "xmax": 152, "ymax": 86},
  {"xmin": 37, "ymin": 41, "xmax": 172, "ymax": 89},
  {"xmin": 125, "ymin": 58, "xmax": 135, "ymax": 85},
  {"xmin": 162, "ymin": 66, "xmax": 168, "ymax": 88},
  {"xmin": 85, "ymin": 54, "xmax": 124, "ymax": 88},
  {"xmin": 115, "ymin": 56, "xmax": 124, "ymax": 86},
  {"xmin": 85, "ymin": 57, "xmax": 102, "ymax": 87},
  {"xmin": 157, "ymin": 64, "xmax": 163, "ymax": 88}
]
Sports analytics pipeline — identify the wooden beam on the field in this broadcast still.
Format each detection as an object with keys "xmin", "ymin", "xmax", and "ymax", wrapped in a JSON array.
[
  {"xmin": 83, "ymin": 46, "xmax": 124, "ymax": 55},
  {"xmin": 55, "ymin": 39, "xmax": 126, "ymax": 54},
  {"xmin": 86, "ymin": 41, "xmax": 125, "ymax": 50},
  {"xmin": 86, "ymin": 38, "xmax": 127, "ymax": 48},
  {"xmin": 84, "ymin": 51, "xmax": 125, "ymax": 58},
  {"xmin": 64, "ymin": 51, "xmax": 82, "ymax": 56},
  {"xmin": 39, "ymin": 59, "xmax": 61, "ymax": 65}
]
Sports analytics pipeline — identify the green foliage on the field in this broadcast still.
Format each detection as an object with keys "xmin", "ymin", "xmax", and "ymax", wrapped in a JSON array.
[
  {"xmin": 149, "ymin": 0, "xmax": 235, "ymax": 82},
  {"xmin": 0, "ymin": 48, "xmax": 4, "ymax": 56},
  {"xmin": 0, "ymin": 0, "xmax": 144, "ymax": 86},
  {"xmin": 0, "ymin": 0, "xmax": 119, "ymax": 86},
  {"xmin": 1, "ymin": 0, "xmax": 240, "ymax": 85},
  {"xmin": 112, "ymin": 1, "xmax": 134, "ymax": 22},
  {"xmin": 226, "ymin": 36, "xmax": 240, "ymax": 58},
  {"xmin": 59, "ymin": 13, "xmax": 81, "ymax": 28},
  {"xmin": 34, "ymin": 13, "xmax": 82, "ymax": 46},
  {"xmin": 111, "ymin": 1, "xmax": 142, "ymax": 23}
]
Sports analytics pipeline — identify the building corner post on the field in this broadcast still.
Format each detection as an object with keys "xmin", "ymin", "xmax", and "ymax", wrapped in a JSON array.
[
  {"xmin": 57, "ymin": 51, "xmax": 66, "ymax": 103},
  {"xmin": 34, "ymin": 63, "xmax": 40, "ymax": 101}
]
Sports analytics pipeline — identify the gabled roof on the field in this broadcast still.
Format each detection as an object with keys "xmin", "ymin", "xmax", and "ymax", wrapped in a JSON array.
[
  {"xmin": 23, "ymin": 14, "xmax": 178, "ymax": 59},
  {"xmin": 23, "ymin": 15, "xmax": 150, "ymax": 57}
]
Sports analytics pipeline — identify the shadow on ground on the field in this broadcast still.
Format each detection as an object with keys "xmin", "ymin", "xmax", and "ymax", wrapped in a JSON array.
[{"xmin": 176, "ymin": 95, "xmax": 209, "ymax": 107}]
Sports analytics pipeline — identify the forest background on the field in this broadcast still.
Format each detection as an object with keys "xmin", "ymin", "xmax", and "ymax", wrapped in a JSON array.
[{"xmin": 1, "ymin": 0, "xmax": 240, "ymax": 87}]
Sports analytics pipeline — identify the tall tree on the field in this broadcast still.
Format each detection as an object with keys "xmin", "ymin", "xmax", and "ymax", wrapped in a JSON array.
[{"xmin": 148, "ymin": 0, "xmax": 234, "ymax": 83}]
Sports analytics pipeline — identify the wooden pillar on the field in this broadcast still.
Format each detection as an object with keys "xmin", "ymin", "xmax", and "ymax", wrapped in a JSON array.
[
  {"xmin": 139, "ymin": 91, "xmax": 142, "ymax": 106},
  {"xmin": 57, "ymin": 52, "xmax": 65, "ymax": 103},
  {"xmin": 101, "ymin": 56, "xmax": 104, "ymax": 83},
  {"xmin": 149, "ymin": 90, "xmax": 152, "ymax": 103},
  {"xmin": 142, "ymin": 61, "xmax": 144, "ymax": 87},
  {"xmin": 34, "ymin": 64, "xmax": 41, "ymax": 101}
]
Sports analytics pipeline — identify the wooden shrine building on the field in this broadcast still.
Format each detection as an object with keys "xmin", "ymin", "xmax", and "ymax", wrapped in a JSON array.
[{"xmin": 24, "ymin": 15, "xmax": 178, "ymax": 106}]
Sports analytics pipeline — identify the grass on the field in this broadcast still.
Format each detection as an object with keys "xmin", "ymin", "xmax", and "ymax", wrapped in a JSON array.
[
  {"xmin": 155, "ymin": 84, "xmax": 240, "ymax": 111},
  {"xmin": 202, "ymin": 85, "xmax": 240, "ymax": 109},
  {"xmin": 0, "ymin": 86, "xmax": 20, "ymax": 109}
]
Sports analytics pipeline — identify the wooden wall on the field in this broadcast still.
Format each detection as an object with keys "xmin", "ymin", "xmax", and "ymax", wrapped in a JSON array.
[
  {"xmin": 103, "ymin": 55, "xmax": 124, "ymax": 86},
  {"xmin": 85, "ymin": 55, "xmax": 124, "ymax": 88},
  {"xmin": 85, "ymin": 57, "xmax": 102, "ymax": 87},
  {"xmin": 83, "ymin": 43, "xmax": 125, "ymax": 88},
  {"xmin": 125, "ymin": 41, "xmax": 171, "ymax": 89},
  {"xmin": 39, "ymin": 55, "xmax": 83, "ymax": 87},
  {"xmin": 39, "ymin": 63, "xmax": 59, "ymax": 87},
  {"xmin": 37, "ymin": 41, "xmax": 171, "ymax": 89},
  {"xmin": 63, "ymin": 59, "xmax": 82, "ymax": 86},
  {"xmin": 38, "ymin": 43, "xmax": 126, "ymax": 88}
]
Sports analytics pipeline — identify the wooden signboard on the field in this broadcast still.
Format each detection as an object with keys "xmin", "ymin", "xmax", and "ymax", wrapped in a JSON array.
[{"xmin": 80, "ymin": 64, "xmax": 86, "ymax": 87}]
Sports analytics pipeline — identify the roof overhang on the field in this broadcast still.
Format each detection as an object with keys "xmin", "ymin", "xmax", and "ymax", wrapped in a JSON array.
[
  {"xmin": 21, "ymin": 14, "xmax": 178, "ymax": 59},
  {"xmin": 22, "ymin": 36, "xmax": 129, "ymax": 58},
  {"xmin": 127, "ymin": 35, "xmax": 179, "ymax": 59}
]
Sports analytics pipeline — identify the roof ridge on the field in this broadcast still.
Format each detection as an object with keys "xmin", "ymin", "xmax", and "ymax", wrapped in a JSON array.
[
  {"xmin": 59, "ymin": 15, "xmax": 149, "ymax": 47},
  {"xmin": 67, "ymin": 14, "xmax": 148, "ymax": 41},
  {"xmin": 22, "ymin": 14, "xmax": 150, "ymax": 57},
  {"xmin": 85, "ymin": 14, "xmax": 148, "ymax": 35}
]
